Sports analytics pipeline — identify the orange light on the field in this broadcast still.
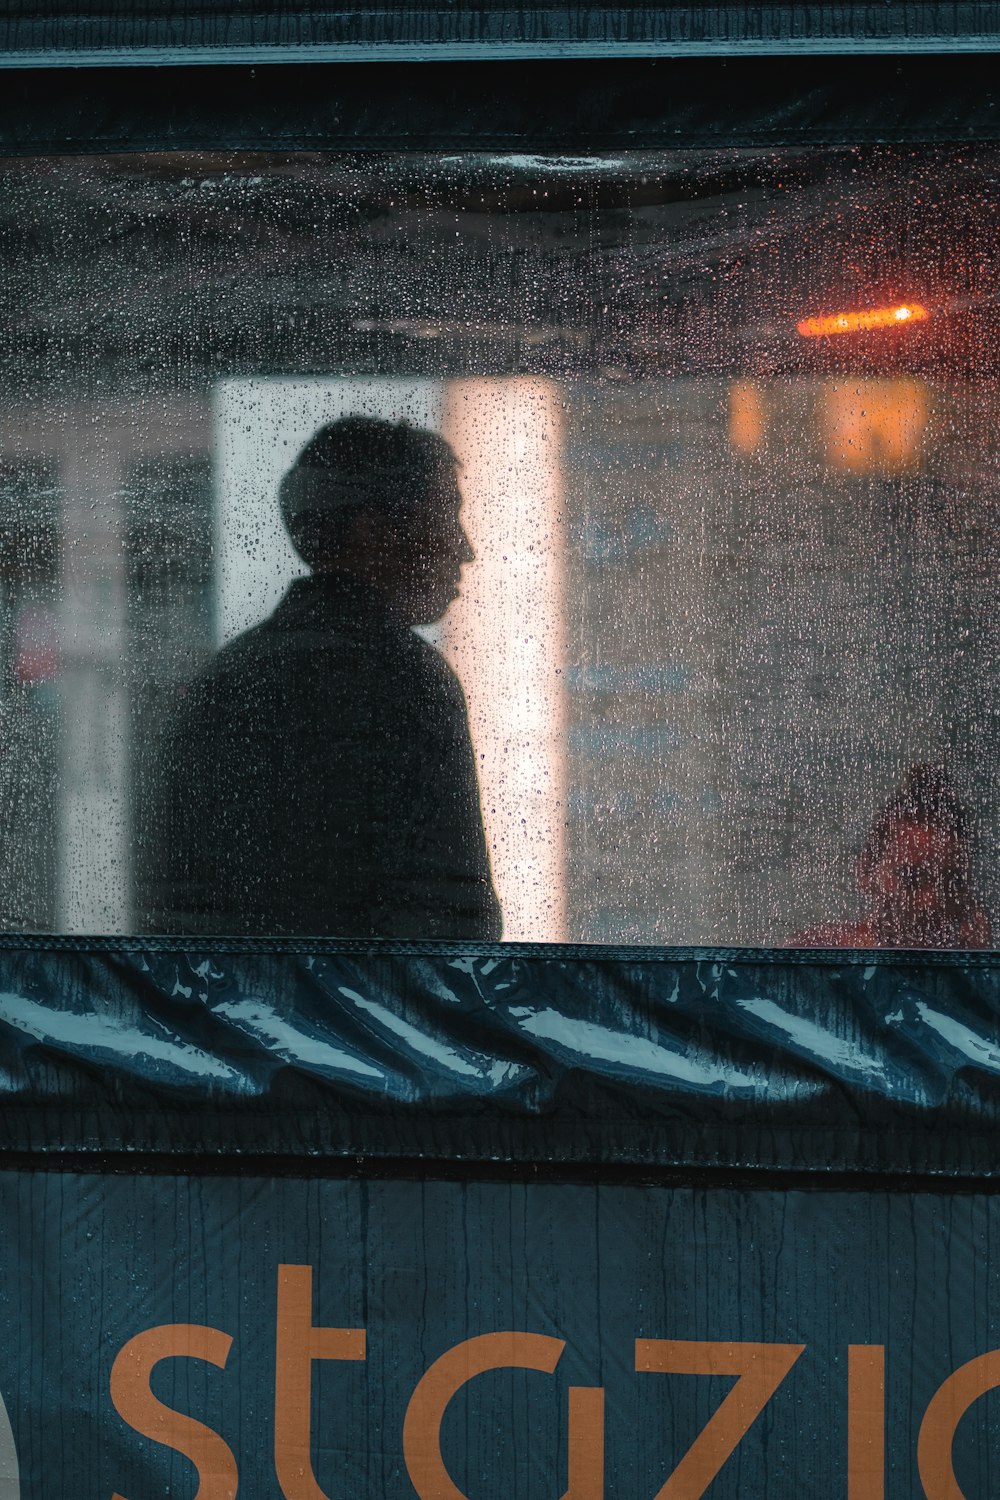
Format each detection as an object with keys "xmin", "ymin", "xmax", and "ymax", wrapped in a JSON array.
[
  {"xmin": 822, "ymin": 378, "xmax": 930, "ymax": 474},
  {"xmin": 728, "ymin": 380, "xmax": 767, "ymax": 453},
  {"xmin": 797, "ymin": 303, "xmax": 929, "ymax": 338}
]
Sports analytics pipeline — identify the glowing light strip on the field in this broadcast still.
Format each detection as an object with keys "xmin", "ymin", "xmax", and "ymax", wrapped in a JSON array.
[
  {"xmin": 441, "ymin": 378, "xmax": 567, "ymax": 942},
  {"xmin": 797, "ymin": 303, "xmax": 929, "ymax": 338}
]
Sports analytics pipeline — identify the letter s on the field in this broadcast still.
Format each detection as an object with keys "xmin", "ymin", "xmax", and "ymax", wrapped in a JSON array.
[
  {"xmin": 0, "ymin": 1386, "xmax": 18, "ymax": 1499},
  {"xmin": 110, "ymin": 1324, "xmax": 237, "ymax": 1500}
]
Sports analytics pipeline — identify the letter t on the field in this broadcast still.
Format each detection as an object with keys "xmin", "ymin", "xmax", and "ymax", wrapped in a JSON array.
[{"xmin": 274, "ymin": 1264, "xmax": 366, "ymax": 1500}]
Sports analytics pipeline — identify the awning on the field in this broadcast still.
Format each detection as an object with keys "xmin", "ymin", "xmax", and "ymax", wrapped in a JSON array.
[{"xmin": 2, "ymin": 940, "xmax": 998, "ymax": 1176}]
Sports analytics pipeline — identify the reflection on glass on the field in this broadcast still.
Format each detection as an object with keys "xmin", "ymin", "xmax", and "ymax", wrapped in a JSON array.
[
  {"xmin": 792, "ymin": 763, "xmax": 991, "ymax": 949},
  {"xmin": 0, "ymin": 147, "xmax": 995, "ymax": 945},
  {"xmin": 142, "ymin": 413, "xmax": 502, "ymax": 939}
]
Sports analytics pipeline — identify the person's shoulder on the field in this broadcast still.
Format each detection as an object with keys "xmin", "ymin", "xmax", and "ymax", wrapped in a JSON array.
[
  {"xmin": 168, "ymin": 621, "xmax": 277, "ymax": 727},
  {"xmin": 198, "ymin": 631, "xmax": 262, "ymax": 692},
  {"xmin": 395, "ymin": 629, "xmax": 466, "ymax": 697}
]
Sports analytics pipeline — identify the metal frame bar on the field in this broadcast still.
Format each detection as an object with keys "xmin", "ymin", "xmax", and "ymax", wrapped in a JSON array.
[{"xmin": 4, "ymin": 5, "xmax": 1000, "ymax": 64}]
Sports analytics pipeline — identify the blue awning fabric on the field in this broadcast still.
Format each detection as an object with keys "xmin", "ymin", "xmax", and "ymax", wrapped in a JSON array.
[{"xmin": 0, "ymin": 940, "xmax": 998, "ymax": 1176}]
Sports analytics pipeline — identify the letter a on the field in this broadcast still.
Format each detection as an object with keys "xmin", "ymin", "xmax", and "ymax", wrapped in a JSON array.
[{"xmin": 403, "ymin": 1331, "xmax": 603, "ymax": 1500}]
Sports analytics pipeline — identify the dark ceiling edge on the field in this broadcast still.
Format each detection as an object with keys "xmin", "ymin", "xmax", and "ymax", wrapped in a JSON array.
[{"xmin": 0, "ymin": 58, "xmax": 999, "ymax": 152}]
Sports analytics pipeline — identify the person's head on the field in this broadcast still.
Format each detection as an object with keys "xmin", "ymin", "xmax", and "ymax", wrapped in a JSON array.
[
  {"xmin": 279, "ymin": 416, "xmax": 473, "ymax": 624},
  {"xmin": 856, "ymin": 763, "xmax": 976, "ymax": 946}
]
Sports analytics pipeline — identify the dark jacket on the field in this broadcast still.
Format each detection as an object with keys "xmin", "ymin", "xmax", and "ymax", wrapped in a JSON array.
[{"xmin": 139, "ymin": 573, "xmax": 502, "ymax": 939}]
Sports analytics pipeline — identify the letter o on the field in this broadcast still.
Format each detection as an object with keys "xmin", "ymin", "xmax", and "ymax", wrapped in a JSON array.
[{"xmin": 917, "ymin": 1350, "xmax": 1000, "ymax": 1499}]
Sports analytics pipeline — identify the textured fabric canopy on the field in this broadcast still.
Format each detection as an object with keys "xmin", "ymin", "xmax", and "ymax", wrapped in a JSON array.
[{"xmin": 1, "ymin": 940, "xmax": 998, "ymax": 1176}]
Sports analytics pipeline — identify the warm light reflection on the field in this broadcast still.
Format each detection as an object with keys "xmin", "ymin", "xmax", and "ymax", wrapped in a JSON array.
[
  {"xmin": 822, "ymin": 378, "xmax": 931, "ymax": 473},
  {"xmin": 729, "ymin": 380, "xmax": 767, "ymax": 453},
  {"xmin": 441, "ymin": 379, "xmax": 567, "ymax": 941},
  {"xmin": 797, "ymin": 304, "xmax": 929, "ymax": 338}
]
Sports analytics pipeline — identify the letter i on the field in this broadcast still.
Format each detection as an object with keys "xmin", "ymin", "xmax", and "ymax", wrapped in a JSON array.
[
  {"xmin": 560, "ymin": 1386, "xmax": 604, "ymax": 1500},
  {"xmin": 848, "ymin": 1346, "xmax": 885, "ymax": 1500}
]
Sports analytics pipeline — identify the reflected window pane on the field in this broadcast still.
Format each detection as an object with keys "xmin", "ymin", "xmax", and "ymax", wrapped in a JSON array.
[{"xmin": 0, "ymin": 147, "xmax": 995, "ymax": 946}]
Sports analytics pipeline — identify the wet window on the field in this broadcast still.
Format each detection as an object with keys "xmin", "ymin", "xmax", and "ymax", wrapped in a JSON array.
[{"xmin": 0, "ymin": 147, "xmax": 996, "ymax": 946}]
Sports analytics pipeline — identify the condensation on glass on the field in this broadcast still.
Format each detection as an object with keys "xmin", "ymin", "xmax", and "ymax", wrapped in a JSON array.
[{"xmin": 0, "ymin": 147, "xmax": 996, "ymax": 946}]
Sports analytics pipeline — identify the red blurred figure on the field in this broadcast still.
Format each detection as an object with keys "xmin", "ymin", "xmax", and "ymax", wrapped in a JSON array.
[{"xmin": 793, "ymin": 764, "xmax": 992, "ymax": 949}]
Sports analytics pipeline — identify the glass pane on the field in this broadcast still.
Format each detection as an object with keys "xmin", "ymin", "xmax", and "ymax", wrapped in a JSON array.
[{"xmin": 0, "ymin": 146, "xmax": 996, "ymax": 946}]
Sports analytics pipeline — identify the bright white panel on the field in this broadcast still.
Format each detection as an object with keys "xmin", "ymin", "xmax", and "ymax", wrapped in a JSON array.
[{"xmin": 213, "ymin": 378, "xmax": 442, "ymax": 644}]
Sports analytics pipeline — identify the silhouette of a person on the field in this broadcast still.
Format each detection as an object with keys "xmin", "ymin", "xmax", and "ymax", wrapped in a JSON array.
[
  {"xmin": 140, "ymin": 416, "xmax": 502, "ymax": 938},
  {"xmin": 792, "ymin": 763, "xmax": 990, "ymax": 949}
]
